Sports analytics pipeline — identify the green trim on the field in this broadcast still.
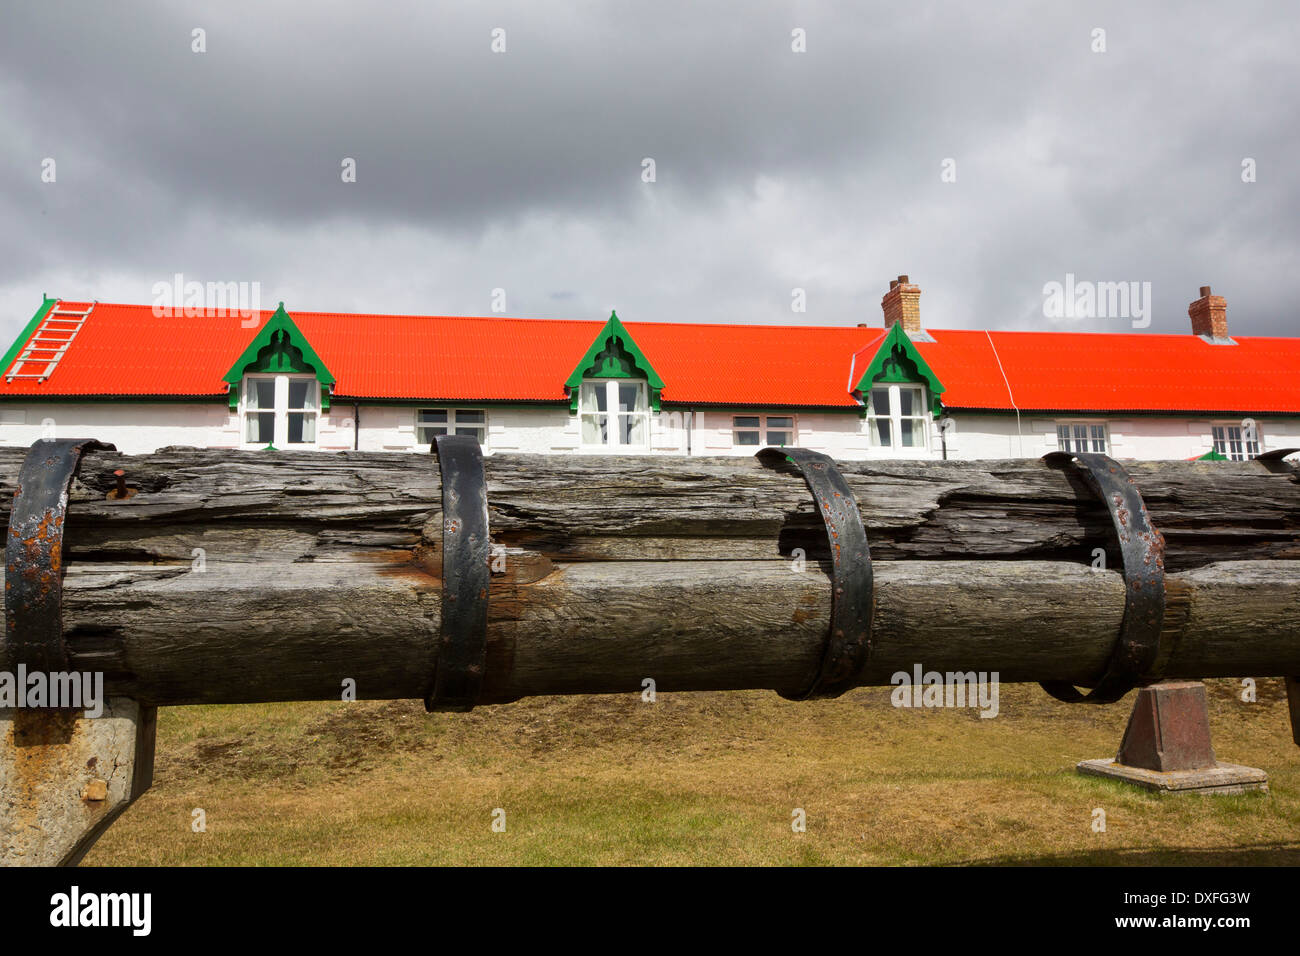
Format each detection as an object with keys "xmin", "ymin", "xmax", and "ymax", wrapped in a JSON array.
[
  {"xmin": 942, "ymin": 408, "xmax": 1300, "ymax": 419},
  {"xmin": 0, "ymin": 394, "xmax": 227, "ymax": 404},
  {"xmin": 0, "ymin": 296, "xmax": 57, "ymax": 377},
  {"xmin": 564, "ymin": 311, "xmax": 665, "ymax": 413},
  {"xmin": 221, "ymin": 303, "xmax": 335, "ymax": 411},
  {"xmin": 852, "ymin": 324, "xmax": 945, "ymax": 416},
  {"xmin": 660, "ymin": 401, "xmax": 862, "ymax": 414},
  {"xmin": 332, "ymin": 397, "xmax": 568, "ymax": 408}
]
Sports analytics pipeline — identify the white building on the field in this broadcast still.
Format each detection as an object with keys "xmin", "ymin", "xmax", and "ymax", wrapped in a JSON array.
[{"xmin": 1, "ymin": 279, "xmax": 1297, "ymax": 461}]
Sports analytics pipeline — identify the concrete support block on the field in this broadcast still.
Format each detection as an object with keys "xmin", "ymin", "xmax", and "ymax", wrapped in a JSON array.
[
  {"xmin": 1076, "ymin": 681, "xmax": 1267, "ymax": 795},
  {"xmin": 0, "ymin": 698, "xmax": 156, "ymax": 866}
]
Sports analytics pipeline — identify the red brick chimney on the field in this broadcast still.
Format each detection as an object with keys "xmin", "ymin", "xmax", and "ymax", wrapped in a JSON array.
[
  {"xmin": 1189, "ymin": 285, "xmax": 1228, "ymax": 339},
  {"xmin": 881, "ymin": 275, "xmax": 921, "ymax": 333}
]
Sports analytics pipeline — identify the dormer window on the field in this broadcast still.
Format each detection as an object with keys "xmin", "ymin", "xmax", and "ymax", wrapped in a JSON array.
[
  {"xmin": 223, "ymin": 304, "xmax": 334, "ymax": 449},
  {"xmin": 867, "ymin": 385, "xmax": 927, "ymax": 449},
  {"xmin": 241, "ymin": 374, "xmax": 318, "ymax": 447},
  {"xmin": 580, "ymin": 379, "xmax": 648, "ymax": 448}
]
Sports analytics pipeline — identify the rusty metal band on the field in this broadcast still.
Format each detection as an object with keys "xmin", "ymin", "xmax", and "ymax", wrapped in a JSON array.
[
  {"xmin": 4, "ymin": 438, "xmax": 115, "ymax": 674},
  {"xmin": 757, "ymin": 447, "xmax": 873, "ymax": 701},
  {"xmin": 1041, "ymin": 451, "xmax": 1166, "ymax": 704},
  {"xmin": 425, "ymin": 435, "xmax": 491, "ymax": 713}
]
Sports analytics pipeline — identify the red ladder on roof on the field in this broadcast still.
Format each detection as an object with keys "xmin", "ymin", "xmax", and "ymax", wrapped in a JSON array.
[{"xmin": 4, "ymin": 301, "xmax": 96, "ymax": 384}]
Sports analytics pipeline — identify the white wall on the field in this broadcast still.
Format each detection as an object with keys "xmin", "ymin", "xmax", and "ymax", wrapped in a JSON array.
[{"xmin": 2, "ymin": 400, "xmax": 1298, "ymax": 461}]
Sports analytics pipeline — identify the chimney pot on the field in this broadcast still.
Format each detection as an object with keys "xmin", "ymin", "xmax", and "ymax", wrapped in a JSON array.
[
  {"xmin": 897, "ymin": 274, "xmax": 909, "ymax": 283},
  {"xmin": 1189, "ymin": 285, "xmax": 1228, "ymax": 339}
]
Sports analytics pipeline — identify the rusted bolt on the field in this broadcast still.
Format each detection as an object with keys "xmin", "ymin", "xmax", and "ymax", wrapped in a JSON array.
[
  {"xmin": 106, "ymin": 468, "xmax": 137, "ymax": 501},
  {"xmin": 80, "ymin": 778, "xmax": 108, "ymax": 802},
  {"xmin": 114, "ymin": 470, "xmax": 127, "ymax": 497}
]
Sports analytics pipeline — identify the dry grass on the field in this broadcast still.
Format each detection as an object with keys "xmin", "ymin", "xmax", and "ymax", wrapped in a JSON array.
[{"xmin": 84, "ymin": 678, "xmax": 1300, "ymax": 866}]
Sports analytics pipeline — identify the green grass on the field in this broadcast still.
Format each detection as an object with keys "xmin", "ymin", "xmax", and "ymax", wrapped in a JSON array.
[{"xmin": 84, "ymin": 679, "xmax": 1300, "ymax": 865}]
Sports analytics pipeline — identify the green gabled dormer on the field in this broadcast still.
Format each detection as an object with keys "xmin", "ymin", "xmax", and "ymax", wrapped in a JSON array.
[
  {"xmin": 222, "ymin": 303, "xmax": 335, "ymax": 410},
  {"xmin": 852, "ymin": 322, "xmax": 945, "ymax": 415},
  {"xmin": 564, "ymin": 310, "xmax": 665, "ymax": 412}
]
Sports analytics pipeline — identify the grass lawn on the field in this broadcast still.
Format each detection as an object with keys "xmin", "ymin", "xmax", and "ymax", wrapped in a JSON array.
[{"xmin": 84, "ymin": 678, "xmax": 1300, "ymax": 866}]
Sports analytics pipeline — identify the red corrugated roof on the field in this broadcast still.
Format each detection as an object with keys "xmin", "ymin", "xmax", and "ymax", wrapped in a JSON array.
[
  {"xmin": 926, "ymin": 329, "xmax": 1300, "ymax": 413},
  {"xmin": 2, "ymin": 300, "xmax": 1300, "ymax": 414}
]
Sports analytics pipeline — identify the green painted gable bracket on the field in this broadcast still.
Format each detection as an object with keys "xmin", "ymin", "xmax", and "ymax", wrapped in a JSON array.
[
  {"xmin": 0, "ymin": 296, "xmax": 57, "ymax": 377},
  {"xmin": 221, "ymin": 303, "xmax": 336, "ymax": 411},
  {"xmin": 852, "ymin": 323, "xmax": 946, "ymax": 416},
  {"xmin": 563, "ymin": 311, "xmax": 666, "ymax": 413}
]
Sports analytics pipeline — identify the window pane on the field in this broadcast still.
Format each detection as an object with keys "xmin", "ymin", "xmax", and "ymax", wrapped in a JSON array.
[
  {"xmin": 733, "ymin": 416, "xmax": 760, "ymax": 429},
  {"xmin": 418, "ymin": 409, "xmax": 448, "ymax": 425},
  {"xmin": 617, "ymin": 383, "xmax": 643, "ymax": 413},
  {"xmin": 767, "ymin": 416, "xmax": 794, "ymax": 430},
  {"xmin": 581, "ymin": 384, "xmax": 607, "ymax": 413},
  {"xmin": 455, "ymin": 409, "xmax": 486, "ymax": 424},
  {"xmin": 454, "ymin": 426, "xmax": 484, "ymax": 442},
  {"xmin": 416, "ymin": 426, "xmax": 448, "ymax": 445},
  {"xmin": 287, "ymin": 412, "xmax": 315, "ymax": 444},
  {"xmin": 582, "ymin": 414, "xmax": 607, "ymax": 445},
  {"xmin": 1090, "ymin": 425, "xmax": 1107, "ymax": 452},
  {"xmin": 288, "ymin": 380, "xmax": 313, "ymax": 410},
  {"xmin": 246, "ymin": 379, "xmax": 275, "ymax": 410},
  {"xmin": 900, "ymin": 419, "xmax": 916, "ymax": 447},
  {"xmin": 1227, "ymin": 426, "xmax": 1244, "ymax": 460},
  {"xmin": 899, "ymin": 389, "xmax": 916, "ymax": 417},
  {"xmin": 621, "ymin": 414, "xmax": 645, "ymax": 444},
  {"xmin": 875, "ymin": 419, "xmax": 892, "ymax": 447},
  {"xmin": 766, "ymin": 430, "xmax": 792, "ymax": 447},
  {"xmin": 247, "ymin": 412, "xmax": 275, "ymax": 443},
  {"xmin": 870, "ymin": 388, "xmax": 891, "ymax": 416},
  {"xmin": 735, "ymin": 430, "xmax": 761, "ymax": 446}
]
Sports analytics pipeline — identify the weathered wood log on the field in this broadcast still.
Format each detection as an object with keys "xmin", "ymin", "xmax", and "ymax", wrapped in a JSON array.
[{"xmin": 0, "ymin": 446, "xmax": 1297, "ymax": 706}]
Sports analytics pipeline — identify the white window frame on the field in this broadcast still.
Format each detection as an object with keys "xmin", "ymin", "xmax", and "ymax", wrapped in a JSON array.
[
  {"xmin": 1055, "ymin": 421, "xmax": 1109, "ymax": 455},
  {"xmin": 415, "ymin": 408, "xmax": 488, "ymax": 448},
  {"xmin": 240, "ymin": 373, "xmax": 319, "ymax": 449},
  {"xmin": 731, "ymin": 414, "xmax": 798, "ymax": 448},
  {"xmin": 1211, "ymin": 421, "xmax": 1261, "ymax": 461},
  {"xmin": 866, "ymin": 384, "xmax": 929, "ymax": 452},
  {"xmin": 579, "ymin": 379, "xmax": 649, "ymax": 450}
]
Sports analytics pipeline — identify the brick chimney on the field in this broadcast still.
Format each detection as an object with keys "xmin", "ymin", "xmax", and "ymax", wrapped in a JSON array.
[
  {"xmin": 1189, "ymin": 285, "xmax": 1228, "ymax": 339},
  {"xmin": 881, "ymin": 275, "xmax": 921, "ymax": 333}
]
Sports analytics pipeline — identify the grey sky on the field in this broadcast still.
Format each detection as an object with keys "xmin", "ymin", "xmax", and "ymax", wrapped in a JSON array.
[{"xmin": 1, "ymin": 0, "xmax": 1297, "ymax": 346}]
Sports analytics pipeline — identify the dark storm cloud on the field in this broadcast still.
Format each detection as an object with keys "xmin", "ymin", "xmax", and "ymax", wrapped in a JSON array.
[{"xmin": 0, "ymin": 0, "xmax": 1297, "ymax": 339}]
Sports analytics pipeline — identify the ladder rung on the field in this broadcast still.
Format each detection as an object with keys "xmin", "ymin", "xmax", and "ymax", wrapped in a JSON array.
[{"xmin": 49, "ymin": 309, "xmax": 91, "ymax": 317}]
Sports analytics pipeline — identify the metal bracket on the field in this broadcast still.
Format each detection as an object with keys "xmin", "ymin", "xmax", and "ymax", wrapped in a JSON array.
[
  {"xmin": 425, "ymin": 435, "xmax": 491, "ymax": 713},
  {"xmin": 4, "ymin": 438, "xmax": 114, "ymax": 674},
  {"xmin": 1041, "ymin": 451, "xmax": 1166, "ymax": 704},
  {"xmin": 757, "ymin": 448, "xmax": 873, "ymax": 700}
]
